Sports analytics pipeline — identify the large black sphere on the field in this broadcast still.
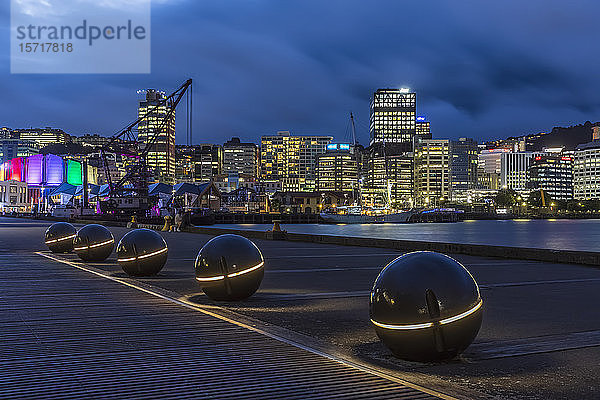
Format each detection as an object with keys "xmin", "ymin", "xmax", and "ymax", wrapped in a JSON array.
[
  {"xmin": 370, "ymin": 251, "xmax": 483, "ymax": 362},
  {"xmin": 117, "ymin": 229, "xmax": 168, "ymax": 276},
  {"xmin": 195, "ymin": 234, "xmax": 264, "ymax": 301},
  {"xmin": 73, "ymin": 224, "xmax": 115, "ymax": 262},
  {"xmin": 44, "ymin": 222, "xmax": 77, "ymax": 253}
]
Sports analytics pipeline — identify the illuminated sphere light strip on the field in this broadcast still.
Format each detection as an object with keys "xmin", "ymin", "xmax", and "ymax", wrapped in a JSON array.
[
  {"xmin": 45, "ymin": 234, "xmax": 76, "ymax": 245},
  {"xmin": 117, "ymin": 247, "xmax": 168, "ymax": 263},
  {"xmin": 117, "ymin": 228, "xmax": 169, "ymax": 277},
  {"xmin": 74, "ymin": 239, "xmax": 114, "ymax": 251},
  {"xmin": 369, "ymin": 251, "xmax": 483, "ymax": 362},
  {"xmin": 45, "ymin": 222, "xmax": 77, "ymax": 253},
  {"xmin": 370, "ymin": 299, "xmax": 483, "ymax": 331},
  {"xmin": 194, "ymin": 234, "xmax": 265, "ymax": 301},
  {"xmin": 195, "ymin": 261, "xmax": 264, "ymax": 282},
  {"xmin": 73, "ymin": 224, "xmax": 115, "ymax": 262}
]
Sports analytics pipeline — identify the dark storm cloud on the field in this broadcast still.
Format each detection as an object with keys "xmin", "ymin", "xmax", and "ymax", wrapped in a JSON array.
[{"xmin": 1, "ymin": 0, "xmax": 600, "ymax": 144}]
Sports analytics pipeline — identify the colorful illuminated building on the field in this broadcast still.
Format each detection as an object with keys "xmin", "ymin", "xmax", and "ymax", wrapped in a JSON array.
[
  {"xmin": 0, "ymin": 154, "xmax": 69, "ymax": 186},
  {"xmin": 66, "ymin": 159, "xmax": 83, "ymax": 186},
  {"xmin": 25, "ymin": 154, "xmax": 44, "ymax": 185}
]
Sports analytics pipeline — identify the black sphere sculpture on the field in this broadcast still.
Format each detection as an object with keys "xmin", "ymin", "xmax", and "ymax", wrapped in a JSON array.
[
  {"xmin": 73, "ymin": 224, "xmax": 115, "ymax": 262},
  {"xmin": 195, "ymin": 234, "xmax": 264, "ymax": 301},
  {"xmin": 44, "ymin": 222, "xmax": 77, "ymax": 253},
  {"xmin": 117, "ymin": 229, "xmax": 168, "ymax": 276},
  {"xmin": 370, "ymin": 251, "xmax": 483, "ymax": 362}
]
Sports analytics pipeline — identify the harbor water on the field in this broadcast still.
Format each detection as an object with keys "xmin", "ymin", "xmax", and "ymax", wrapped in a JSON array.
[{"xmin": 208, "ymin": 219, "xmax": 600, "ymax": 252}]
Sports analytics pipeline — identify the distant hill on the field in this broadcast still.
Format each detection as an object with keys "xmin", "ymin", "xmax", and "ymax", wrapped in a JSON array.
[
  {"xmin": 40, "ymin": 142, "xmax": 94, "ymax": 155},
  {"xmin": 524, "ymin": 121, "xmax": 599, "ymax": 151}
]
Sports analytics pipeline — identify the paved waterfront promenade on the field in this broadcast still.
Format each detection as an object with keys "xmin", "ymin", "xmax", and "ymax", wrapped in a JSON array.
[{"xmin": 1, "ymin": 217, "xmax": 599, "ymax": 399}]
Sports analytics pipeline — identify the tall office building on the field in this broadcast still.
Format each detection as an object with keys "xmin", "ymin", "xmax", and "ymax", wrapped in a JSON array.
[
  {"xmin": 451, "ymin": 138, "xmax": 478, "ymax": 196},
  {"xmin": 414, "ymin": 139, "xmax": 451, "ymax": 206},
  {"xmin": 500, "ymin": 151, "xmax": 544, "ymax": 191},
  {"xmin": 175, "ymin": 144, "xmax": 223, "ymax": 183},
  {"xmin": 362, "ymin": 152, "xmax": 414, "ymax": 209},
  {"xmin": 316, "ymin": 144, "xmax": 358, "ymax": 193},
  {"xmin": 528, "ymin": 154, "xmax": 573, "ymax": 200},
  {"xmin": 369, "ymin": 88, "xmax": 416, "ymax": 151},
  {"xmin": 478, "ymin": 148, "xmax": 509, "ymax": 174},
  {"xmin": 138, "ymin": 89, "xmax": 176, "ymax": 184},
  {"xmin": 415, "ymin": 116, "xmax": 432, "ymax": 141},
  {"xmin": 195, "ymin": 144, "xmax": 223, "ymax": 182},
  {"xmin": 261, "ymin": 131, "xmax": 332, "ymax": 192},
  {"xmin": 574, "ymin": 142, "xmax": 600, "ymax": 199},
  {"xmin": 223, "ymin": 137, "xmax": 259, "ymax": 177}
]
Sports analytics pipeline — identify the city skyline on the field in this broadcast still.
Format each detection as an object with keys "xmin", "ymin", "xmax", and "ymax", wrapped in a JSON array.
[{"xmin": 2, "ymin": 1, "xmax": 600, "ymax": 145}]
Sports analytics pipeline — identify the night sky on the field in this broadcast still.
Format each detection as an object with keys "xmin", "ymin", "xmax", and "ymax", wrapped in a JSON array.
[{"xmin": 1, "ymin": 0, "xmax": 599, "ymax": 146}]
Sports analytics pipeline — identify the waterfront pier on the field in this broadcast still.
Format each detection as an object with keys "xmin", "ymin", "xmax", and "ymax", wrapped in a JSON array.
[{"xmin": 1, "ymin": 217, "xmax": 599, "ymax": 399}]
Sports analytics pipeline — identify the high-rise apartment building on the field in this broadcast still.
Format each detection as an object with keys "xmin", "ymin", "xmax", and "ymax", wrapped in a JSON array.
[
  {"xmin": 369, "ymin": 88, "xmax": 416, "ymax": 151},
  {"xmin": 223, "ymin": 137, "xmax": 259, "ymax": 177},
  {"xmin": 414, "ymin": 139, "xmax": 451, "ymax": 206},
  {"xmin": 528, "ymin": 154, "xmax": 573, "ymax": 200},
  {"xmin": 316, "ymin": 144, "xmax": 358, "ymax": 192},
  {"xmin": 451, "ymin": 138, "xmax": 478, "ymax": 196},
  {"xmin": 261, "ymin": 131, "xmax": 332, "ymax": 192},
  {"xmin": 138, "ymin": 89, "xmax": 176, "ymax": 184},
  {"xmin": 500, "ymin": 151, "xmax": 544, "ymax": 191}
]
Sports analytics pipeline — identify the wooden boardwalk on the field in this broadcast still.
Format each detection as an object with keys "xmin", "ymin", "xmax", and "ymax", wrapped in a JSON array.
[{"xmin": 0, "ymin": 252, "xmax": 444, "ymax": 400}]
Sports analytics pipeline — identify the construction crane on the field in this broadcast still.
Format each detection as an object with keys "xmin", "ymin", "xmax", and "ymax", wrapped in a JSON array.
[{"xmin": 98, "ymin": 78, "xmax": 193, "ymax": 217}]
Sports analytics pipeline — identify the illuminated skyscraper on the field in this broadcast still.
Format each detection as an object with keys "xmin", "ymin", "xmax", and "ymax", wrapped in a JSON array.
[
  {"xmin": 223, "ymin": 137, "xmax": 259, "ymax": 177},
  {"xmin": 414, "ymin": 139, "xmax": 451, "ymax": 206},
  {"xmin": 528, "ymin": 154, "xmax": 573, "ymax": 200},
  {"xmin": 138, "ymin": 89, "xmax": 176, "ymax": 184},
  {"xmin": 500, "ymin": 151, "xmax": 544, "ymax": 191},
  {"xmin": 450, "ymin": 138, "xmax": 478, "ymax": 195},
  {"xmin": 362, "ymin": 152, "xmax": 413, "ymax": 209},
  {"xmin": 369, "ymin": 88, "xmax": 416, "ymax": 151},
  {"xmin": 316, "ymin": 144, "xmax": 358, "ymax": 192},
  {"xmin": 415, "ymin": 116, "xmax": 431, "ymax": 141},
  {"xmin": 574, "ymin": 142, "xmax": 600, "ymax": 199},
  {"xmin": 175, "ymin": 144, "xmax": 223, "ymax": 183},
  {"xmin": 261, "ymin": 131, "xmax": 332, "ymax": 192}
]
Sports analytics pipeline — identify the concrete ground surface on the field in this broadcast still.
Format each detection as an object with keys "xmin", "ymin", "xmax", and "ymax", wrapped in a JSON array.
[{"xmin": 2, "ymin": 217, "xmax": 600, "ymax": 399}]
